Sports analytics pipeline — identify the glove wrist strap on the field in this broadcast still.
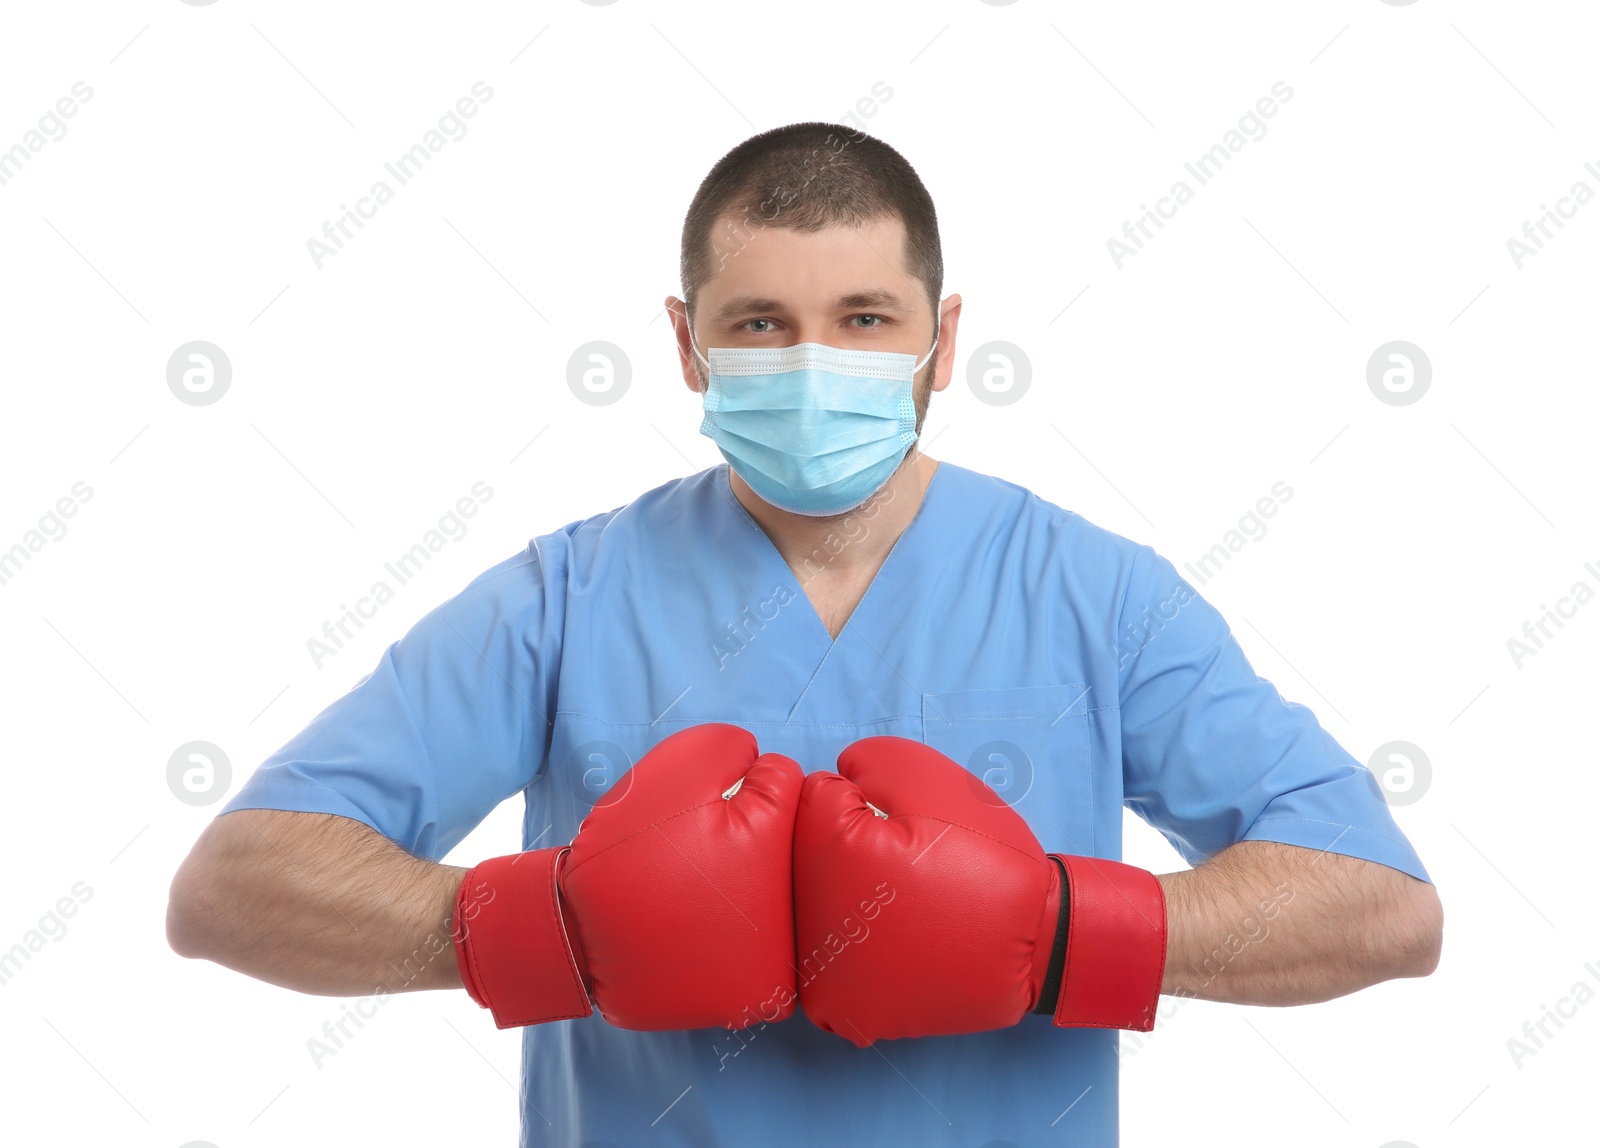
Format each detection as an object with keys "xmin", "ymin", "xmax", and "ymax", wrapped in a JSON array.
[
  {"xmin": 1045, "ymin": 853, "xmax": 1167, "ymax": 1032},
  {"xmin": 453, "ymin": 846, "xmax": 593, "ymax": 1029},
  {"xmin": 1031, "ymin": 856, "xmax": 1070, "ymax": 1016}
]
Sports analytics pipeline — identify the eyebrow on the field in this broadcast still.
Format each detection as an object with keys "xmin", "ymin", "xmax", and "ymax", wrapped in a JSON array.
[{"xmin": 707, "ymin": 288, "xmax": 915, "ymax": 321}]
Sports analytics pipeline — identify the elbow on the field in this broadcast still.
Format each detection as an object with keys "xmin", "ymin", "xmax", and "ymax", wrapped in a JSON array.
[
  {"xmin": 166, "ymin": 859, "xmax": 221, "ymax": 961},
  {"xmin": 1397, "ymin": 880, "xmax": 1444, "ymax": 979}
]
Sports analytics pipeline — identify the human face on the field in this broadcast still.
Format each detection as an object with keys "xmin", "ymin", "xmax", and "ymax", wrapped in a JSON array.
[{"xmin": 671, "ymin": 214, "xmax": 957, "ymax": 434}]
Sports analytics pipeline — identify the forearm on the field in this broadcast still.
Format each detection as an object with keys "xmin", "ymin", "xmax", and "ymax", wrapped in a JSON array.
[
  {"xmin": 1156, "ymin": 839, "xmax": 1443, "ymax": 1006},
  {"xmin": 167, "ymin": 808, "xmax": 469, "ymax": 996}
]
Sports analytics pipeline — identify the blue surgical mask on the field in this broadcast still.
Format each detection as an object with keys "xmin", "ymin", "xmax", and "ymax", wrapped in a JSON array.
[{"xmin": 690, "ymin": 318, "xmax": 940, "ymax": 517}]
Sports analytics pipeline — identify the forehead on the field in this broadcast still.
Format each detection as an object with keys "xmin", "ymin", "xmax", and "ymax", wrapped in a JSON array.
[{"xmin": 701, "ymin": 213, "xmax": 916, "ymax": 308}]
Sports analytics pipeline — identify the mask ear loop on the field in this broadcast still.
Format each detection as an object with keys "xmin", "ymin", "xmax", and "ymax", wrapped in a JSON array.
[
  {"xmin": 686, "ymin": 315, "xmax": 712, "ymax": 393},
  {"xmin": 902, "ymin": 313, "xmax": 942, "ymax": 470},
  {"xmin": 687, "ymin": 322, "xmax": 710, "ymax": 370},
  {"xmin": 913, "ymin": 312, "xmax": 942, "ymax": 374}
]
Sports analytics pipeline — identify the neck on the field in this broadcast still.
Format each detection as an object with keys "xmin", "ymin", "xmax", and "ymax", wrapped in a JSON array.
[{"xmin": 730, "ymin": 450, "xmax": 939, "ymax": 582}]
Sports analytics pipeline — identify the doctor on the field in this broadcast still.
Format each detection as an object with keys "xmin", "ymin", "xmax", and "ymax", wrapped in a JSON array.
[{"xmin": 168, "ymin": 121, "xmax": 1443, "ymax": 1147}]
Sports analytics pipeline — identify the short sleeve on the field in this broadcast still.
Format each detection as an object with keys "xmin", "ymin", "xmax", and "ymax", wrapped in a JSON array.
[
  {"xmin": 219, "ymin": 547, "xmax": 559, "ymax": 861},
  {"xmin": 1115, "ymin": 544, "xmax": 1431, "ymax": 883}
]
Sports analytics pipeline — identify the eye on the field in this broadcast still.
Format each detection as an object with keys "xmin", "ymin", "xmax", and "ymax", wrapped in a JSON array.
[
  {"xmin": 743, "ymin": 318, "xmax": 777, "ymax": 334},
  {"xmin": 851, "ymin": 314, "xmax": 886, "ymax": 329}
]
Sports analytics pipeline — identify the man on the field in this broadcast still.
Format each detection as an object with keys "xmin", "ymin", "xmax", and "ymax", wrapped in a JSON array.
[{"xmin": 167, "ymin": 122, "xmax": 1442, "ymax": 1147}]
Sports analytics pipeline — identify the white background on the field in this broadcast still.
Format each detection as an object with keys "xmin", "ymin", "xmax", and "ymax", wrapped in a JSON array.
[{"xmin": 0, "ymin": 1, "xmax": 1594, "ymax": 1145}]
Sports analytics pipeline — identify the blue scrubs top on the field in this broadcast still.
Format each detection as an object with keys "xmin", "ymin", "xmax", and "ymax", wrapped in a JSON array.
[{"xmin": 223, "ymin": 460, "xmax": 1431, "ymax": 1148}]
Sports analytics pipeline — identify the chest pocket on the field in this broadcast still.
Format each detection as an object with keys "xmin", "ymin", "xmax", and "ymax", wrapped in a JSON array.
[{"xmin": 921, "ymin": 683, "xmax": 1097, "ymax": 857}]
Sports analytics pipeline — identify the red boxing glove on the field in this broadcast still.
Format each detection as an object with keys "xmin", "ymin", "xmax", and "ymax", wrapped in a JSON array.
[
  {"xmin": 793, "ymin": 736, "xmax": 1166, "ymax": 1047},
  {"xmin": 453, "ymin": 723, "xmax": 804, "ymax": 1030}
]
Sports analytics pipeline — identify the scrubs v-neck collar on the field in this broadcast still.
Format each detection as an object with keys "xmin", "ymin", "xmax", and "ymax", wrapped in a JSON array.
[{"xmin": 712, "ymin": 460, "xmax": 950, "ymax": 651}]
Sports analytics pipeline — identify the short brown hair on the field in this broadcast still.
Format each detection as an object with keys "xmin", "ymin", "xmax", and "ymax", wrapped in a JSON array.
[{"xmin": 679, "ymin": 122, "xmax": 943, "ymax": 328}]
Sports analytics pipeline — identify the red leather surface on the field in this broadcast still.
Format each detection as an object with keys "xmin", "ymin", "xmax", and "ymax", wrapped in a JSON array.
[
  {"xmin": 453, "ymin": 846, "xmax": 591, "ymax": 1028},
  {"xmin": 559, "ymin": 722, "xmax": 804, "ymax": 1030},
  {"xmin": 1049, "ymin": 852, "xmax": 1167, "ymax": 1032},
  {"xmin": 793, "ymin": 736, "xmax": 1059, "ymax": 1046},
  {"xmin": 456, "ymin": 722, "xmax": 804, "ymax": 1031}
]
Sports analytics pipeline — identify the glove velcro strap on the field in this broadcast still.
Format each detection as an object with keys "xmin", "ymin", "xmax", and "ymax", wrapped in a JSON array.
[
  {"xmin": 1047, "ymin": 853, "xmax": 1167, "ymax": 1032},
  {"xmin": 1030, "ymin": 856, "xmax": 1069, "ymax": 1016},
  {"xmin": 453, "ymin": 847, "xmax": 593, "ymax": 1029}
]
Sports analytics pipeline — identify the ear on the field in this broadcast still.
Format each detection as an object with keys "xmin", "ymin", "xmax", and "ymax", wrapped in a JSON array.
[
  {"xmin": 928, "ymin": 293, "xmax": 963, "ymax": 395},
  {"xmin": 664, "ymin": 296, "xmax": 706, "ymax": 395}
]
